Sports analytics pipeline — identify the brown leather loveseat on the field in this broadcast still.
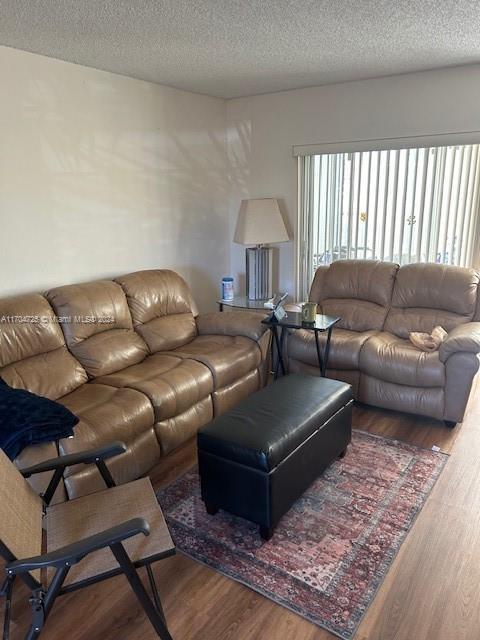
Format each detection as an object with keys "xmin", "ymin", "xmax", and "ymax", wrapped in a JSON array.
[
  {"xmin": 0, "ymin": 270, "xmax": 269, "ymax": 499},
  {"xmin": 288, "ymin": 260, "xmax": 480, "ymax": 425}
]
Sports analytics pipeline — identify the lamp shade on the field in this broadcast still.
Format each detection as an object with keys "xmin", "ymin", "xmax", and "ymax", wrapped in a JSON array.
[{"xmin": 234, "ymin": 198, "xmax": 289, "ymax": 245}]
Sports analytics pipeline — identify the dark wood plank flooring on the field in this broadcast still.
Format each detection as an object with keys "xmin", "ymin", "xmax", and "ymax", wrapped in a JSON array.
[{"xmin": 3, "ymin": 380, "xmax": 479, "ymax": 639}]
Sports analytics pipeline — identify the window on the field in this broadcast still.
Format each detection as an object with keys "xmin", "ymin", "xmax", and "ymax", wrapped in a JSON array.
[{"xmin": 297, "ymin": 143, "xmax": 480, "ymax": 299}]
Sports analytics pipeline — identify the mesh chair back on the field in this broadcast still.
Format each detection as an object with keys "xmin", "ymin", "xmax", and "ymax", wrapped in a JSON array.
[{"xmin": 0, "ymin": 448, "xmax": 43, "ymax": 572}]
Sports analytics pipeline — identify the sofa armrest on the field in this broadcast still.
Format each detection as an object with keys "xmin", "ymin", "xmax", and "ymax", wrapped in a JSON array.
[
  {"xmin": 196, "ymin": 311, "xmax": 269, "ymax": 342},
  {"xmin": 439, "ymin": 322, "xmax": 480, "ymax": 363}
]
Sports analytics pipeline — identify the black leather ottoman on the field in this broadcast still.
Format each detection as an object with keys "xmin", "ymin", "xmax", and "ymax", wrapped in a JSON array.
[{"xmin": 197, "ymin": 373, "xmax": 353, "ymax": 540}]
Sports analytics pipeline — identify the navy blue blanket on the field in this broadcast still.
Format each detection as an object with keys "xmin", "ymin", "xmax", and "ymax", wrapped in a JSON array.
[{"xmin": 0, "ymin": 378, "xmax": 79, "ymax": 460}]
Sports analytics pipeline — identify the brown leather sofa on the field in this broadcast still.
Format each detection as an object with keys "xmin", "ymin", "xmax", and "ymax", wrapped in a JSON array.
[
  {"xmin": 0, "ymin": 270, "xmax": 269, "ymax": 499},
  {"xmin": 287, "ymin": 260, "xmax": 480, "ymax": 424}
]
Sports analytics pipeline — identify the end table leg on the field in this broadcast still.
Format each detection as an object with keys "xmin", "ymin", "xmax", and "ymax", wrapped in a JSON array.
[
  {"xmin": 269, "ymin": 326, "xmax": 275, "ymax": 376},
  {"xmin": 277, "ymin": 326, "xmax": 287, "ymax": 376},
  {"xmin": 323, "ymin": 326, "xmax": 333, "ymax": 376},
  {"xmin": 272, "ymin": 326, "xmax": 283, "ymax": 379},
  {"xmin": 314, "ymin": 330, "xmax": 325, "ymax": 376}
]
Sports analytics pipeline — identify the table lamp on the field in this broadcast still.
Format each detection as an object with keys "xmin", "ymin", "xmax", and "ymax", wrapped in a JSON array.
[{"xmin": 234, "ymin": 198, "xmax": 289, "ymax": 299}]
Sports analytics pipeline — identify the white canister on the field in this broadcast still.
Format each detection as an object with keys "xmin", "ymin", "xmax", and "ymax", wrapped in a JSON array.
[{"xmin": 221, "ymin": 277, "xmax": 234, "ymax": 301}]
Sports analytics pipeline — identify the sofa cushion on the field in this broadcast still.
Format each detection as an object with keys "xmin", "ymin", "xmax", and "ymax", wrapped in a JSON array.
[
  {"xmin": 323, "ymin": 260, "xmax": 398, "ymax": 307},
  {"xmin": 359, "ymin": 374, "xmax": 444, "ymax": 420},
  {"xmin": 212, "ymin": 369, "xmax": 260, "ymax": 416},
  {"xmin": 46, "ymin": 281, "xmax": 148, "ymax": 377},
  {"xmin": 115, "ymin": 270, "xmax": 198, "ymax": 352},
  {"xmin": 58, "ymin": 383, "xmax": 154, "ymax": 451},
  {"xmin": 314, "ymin": 260, "xmax": 399, "ymax": 331},
  {"xmin": 359, "ymin": 332, "xmax": 445, "ymax": 387},
  {"xmin": 57, "ymin": 383, "xmax": 156, "ymax": 496},
  {"xmin": 95, "ymin": 354, "xmax": 214, "ymax": 422},
  {"xmin": 169, "ymin": 335, "xmax": 261, "ymax": 389},
  {"xmin": 61, "ymin": 429, "xmax": 160, "ymax": 500},
  {"xmin": 155, "ymin": 397, "xmax": 213, "ymax": 455},
  {"xmin": 308, "ymin": 265, "xmax": 329, "ymax": 304},
  {"xmin": 288, "ymin": 328, "xmax": 375, "ymax": 370},
  {"xmin": 0, "ymin": 293, "xmax": 87, "ymax": 399},
  {"xmin": 384, "ymin": 263, "xmax": 479, "ymax": 339}
]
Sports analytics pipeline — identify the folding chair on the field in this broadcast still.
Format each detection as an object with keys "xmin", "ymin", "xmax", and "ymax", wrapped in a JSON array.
[{"xmin": 0, "ymin": 442, "xmax": 175, "ymax": 640}]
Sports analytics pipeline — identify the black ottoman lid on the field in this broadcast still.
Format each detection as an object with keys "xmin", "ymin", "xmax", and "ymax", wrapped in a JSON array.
[{"xmin": 198, "ymin": 374, "xmax": 352, "ymax": 472}]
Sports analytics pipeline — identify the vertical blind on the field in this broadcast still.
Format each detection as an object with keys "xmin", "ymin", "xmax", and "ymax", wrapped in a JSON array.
[{"xmin": 298, "ymin": 144, "xmax": 480, "ymax": 299}]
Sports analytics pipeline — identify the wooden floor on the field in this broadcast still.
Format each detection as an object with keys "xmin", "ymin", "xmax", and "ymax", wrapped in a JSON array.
[{"xmin": 4, "ymin": 382, "xmax": 480, "ymax": 640}]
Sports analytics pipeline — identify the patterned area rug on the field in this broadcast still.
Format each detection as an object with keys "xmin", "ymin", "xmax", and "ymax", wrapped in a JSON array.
[{"xmin": 157, "ymin": 431, "xmax": 447, "ymax": 639}]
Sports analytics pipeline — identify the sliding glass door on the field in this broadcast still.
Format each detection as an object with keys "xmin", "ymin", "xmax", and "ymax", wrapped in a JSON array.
[{"xmin": 298, "ymin": 143, "xmax": 480, "ymax": 299}]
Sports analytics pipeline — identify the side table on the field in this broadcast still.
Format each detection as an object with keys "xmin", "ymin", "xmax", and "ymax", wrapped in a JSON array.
[
  {"xmin": 217, "ymin": 296, "xmax": 270, "ymax": 312},
  {"xmin": 262, "ymin": 312, "xmax": 340, "ymax": 378}
]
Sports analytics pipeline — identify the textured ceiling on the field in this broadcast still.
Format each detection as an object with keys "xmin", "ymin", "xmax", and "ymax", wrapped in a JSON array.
[{"xmin": 1, "ymin": 0, "xmax": 480, "ymax": 98}]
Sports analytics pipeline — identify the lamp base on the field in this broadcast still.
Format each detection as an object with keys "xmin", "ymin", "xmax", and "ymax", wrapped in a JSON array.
[{"xmin": 246, "ymin": 246, "xmax": 273, "ymax": 300}]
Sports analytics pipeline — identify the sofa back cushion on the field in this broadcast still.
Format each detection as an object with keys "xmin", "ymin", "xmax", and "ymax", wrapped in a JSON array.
[
  {"xmin": 384, "ymin": 263, "xmax": 479, "ymax": 338},
  {"xmin": 310, "ymin": 260, "xmax": 399, "ymax": 331},
  {"xmin": 46, "ymin": 281, "xmax": 148, "ymax": 377},
  {"xmin": 0, "ymin": 293, "xmax": 87, "ymax": 399},
  {"xmin": 115, "ymin": 270, "xmax": 198, "ymax": 352}
]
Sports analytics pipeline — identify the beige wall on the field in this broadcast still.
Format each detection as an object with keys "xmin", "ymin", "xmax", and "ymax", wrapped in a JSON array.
[
  {"xmin": 0, "ymin": 46, "xmax": 229, "ymax": 312},
  {"xmin": 3, "ymin": 47, "xmax": 480, "ymax": 308},
  {"xmin": 227, "ymin": 64, "xmax": 480, "ymax": 298}
]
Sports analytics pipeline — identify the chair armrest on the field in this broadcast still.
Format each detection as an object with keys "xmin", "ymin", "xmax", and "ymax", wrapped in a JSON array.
[
  {"xmin": 5, "ymin": 518, "xmax": 149, "ymax": 575},
  {"xmin": 439, "ymin": 322, "xmax": 480, "ymax": 363},
  {"xmin": 196, "ymin": 311, "xmax": 269, "ymax": 342},
  {"xmin": 21, "ymin": 442, "xmax": 127, "ymax": 505},
  {"xmin": 20, "ymin": 441, "xmax": 127, "ymax": 477}
]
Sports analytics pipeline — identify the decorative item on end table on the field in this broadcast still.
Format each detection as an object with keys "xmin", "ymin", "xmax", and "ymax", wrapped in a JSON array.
[
  {"xmin": 234, "ymin": 198, "xmax": 289, "ymax": 300},
  {"xmin": 265, "ymin": 292, "xmax": 288, "ymax": 322},
  {"xmin": 301, "ymin": 302, "xmax": 317, "ymax": 323},
  {"xmin": 221, "ymin": 276, "xmax": 234, "ymax": 301}
]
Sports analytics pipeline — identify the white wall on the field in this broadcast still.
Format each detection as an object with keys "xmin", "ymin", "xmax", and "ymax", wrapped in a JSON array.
[
  {"xmin": 227, "ymin": 64, "xmax": 480, "ymax": 297},
  {"xmin": 0, "ymin": 46, "xmax": 229, "ymax": 312},
  {"xmin": 3, "ymin": 48, "xmax": 480, "ymax": 308}
]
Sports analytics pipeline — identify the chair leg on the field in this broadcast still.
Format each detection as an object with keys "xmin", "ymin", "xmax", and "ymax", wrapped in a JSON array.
[
  {"xmin": 25, "ymin": 566, "xmax": 70, "ymax": 640},
  {"xmin": 1, "ymin": 575, "xmax": 15, "ymax": 640},
  {"xmin": 110, "ymin": 543, "xmax": 173, "ymax": 640},
  {"xmin": 146, "ymin": 564, "xmax": 167, "ymax": 625}
]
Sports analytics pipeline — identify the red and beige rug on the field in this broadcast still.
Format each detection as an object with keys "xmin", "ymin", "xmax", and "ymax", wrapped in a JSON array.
[{"xmin": 157, "ymin": 431, "xmax": 447, "ymax": 639}]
